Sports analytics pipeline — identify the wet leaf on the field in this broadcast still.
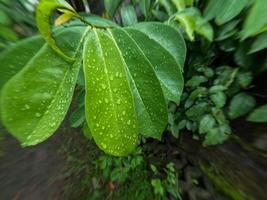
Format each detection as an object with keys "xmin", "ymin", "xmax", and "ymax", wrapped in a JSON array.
[
  {"xmin": 83, "ymin": 29, "xmax": 138, "ymax": 156},
  {"xmin": 0, "ymin": 27, "xmax": 87, "ymax": 146},
  {"xmin": 110, "ymin": 27, "xmax": 168, "ymax": 139},
  {"xmin": 0, "ymin": 36, "xmax": 45, "ymax": 91},
  {"xmin": 132, "ymin": 22, "xmax": 186, "ymax": 72},
  {"xmin": 125, "ymin": 27, "xmax": 184, "ymax": 103}
]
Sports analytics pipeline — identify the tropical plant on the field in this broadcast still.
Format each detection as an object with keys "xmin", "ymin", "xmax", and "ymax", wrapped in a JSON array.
[
  {"xmin": 0, "ymin": 0, "xmax": 185, "ymax": 156},
  {"xmin": 1, "ymin": 0, "xmax": 267, "ymax": 159}
]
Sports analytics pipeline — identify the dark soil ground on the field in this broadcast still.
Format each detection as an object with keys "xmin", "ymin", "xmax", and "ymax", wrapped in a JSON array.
[{"xmin": 0, "ymin": 133, "xmax": 66, "ymax": 200}]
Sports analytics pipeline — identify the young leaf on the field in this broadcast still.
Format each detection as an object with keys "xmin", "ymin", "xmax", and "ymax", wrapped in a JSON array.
[
  {"xmin": 228, "ymin": 93, "xmax": 256, "ymax": 119},
  {"xmin": 55, "ymin": 12, "xmax": 75, "ymax": 26},
  {"xmin": 120, "ymin": 5, "xmax": 138, "ymax": 27},
  {"xmin": 110, "ymin": 28, "xmax": 168, "ymax": 139},
  {"xmin": 83, "ymin": 29, "xmax": 138, "ymax": 156},
  {"xmin": 36, "ymin": 0, "xmax": 78, "ymax": 62},
  {"xmin": 0, "ymin": 36, "xmax": 45, "ymax": 91},
  {"xmin": 124, "ymin": 27, "xmax": 184, "ymax": 103},
  {"xmin": 247, "ymin": 105, "xmax": 267, "ymax": 123},
  {"xmin": 0, "ymin": 27, "xmax": 87, "ymax": 147}
]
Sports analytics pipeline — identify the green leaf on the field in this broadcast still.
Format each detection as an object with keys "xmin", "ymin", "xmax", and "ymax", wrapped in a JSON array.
[
  {"xmin": 83, "ymin": 122, "xmax": 92, "ymax": 140},
  {"xmin": 241, "ymin": 0, "xmax": 267, "ymax": 40},
  {"xmin": 36, "ymin": 0, "xmax": 78, "ymax": 62},
  {"xmin": 121, "ymin": 5, "xmax": 138, "ymax": 27},
  {"xmin": 215, "ymin": 0, "xmax": 248, "ymax": 25},
  {"xmin": 0, "ymin": 27, "xmax": 87, "ymax": 147},
  {"xmin": 228, "ymin": 93, "xmax": 256, "ymax": 119},
  {"xmin": 110, "ymin": 27, "xmax": 168, "ymax": 139},
  {"xmin": 104, "ymin": 0, "xmax": 123, "ymax": 17},
  {"xmin": 248, "ymin": 32, "xmax": 267, "ymax": 54},
  {"xmin": 247, "ymin": 104, "xmax": 267, "ymax": 123},
  {"xmin": 215, "ymin": 20, "xmax": 240, "ymax": 41},
  {"xmin": 185, "ymin": 102, "xmax": 208, "ymax": 121},
  {"xmin": 0, "ymin": 36, "xmax": 45, "ymax": 91},
  {"xmin": 210, "ymin": 92, "xmax": 226, "ymax": 108},
  {"xmin": 70, "ymin": 106, "xmax": 85, "ymax": 128},
  {"xmin": 186, "ymin": 75, "xmax": 207, "ymax": 87},
  {"xmin": 159, "ymin": 0, "xmax": 176, "ymax": 15},
  {"xmin": 204, "ymin": 0, "xmax": 224, "ymax": 21},
  {"xmin": 204, "ymin": 125, "xmax": 229, "ymax": 145},
  {"xmin": 199, "ymin": 114, "xmax": 216, "ymax": 134},
  {"xmin": 175, "ymin": 8, "xmax": 213, "ymax": 41},
  {"xmin": 139, "ymin": 0, "xmax": 151, "ymax": 17},
  {"xmin": 132, "ymin": 22, "xmax": 186, "ymax": 72},
  {"xmin": 124, "ymin": 27, "xmax": 184, "ymax": 103},
  {"xmin": 83, "ymin": 29, "xmax": 138, "ymax": 156}
]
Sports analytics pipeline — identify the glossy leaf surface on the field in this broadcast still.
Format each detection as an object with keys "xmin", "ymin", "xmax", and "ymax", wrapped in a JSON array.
[
  {"xmin": 132, "ymin": 22, "xmax": 186, "ymax": 72},
  {"xmin": 0, "ymin": 27, "xmax": 86, "ymax": 146},
  {"xmin": 110, "ymin": 27, "xmax": 168, "ymax": 139},
  {"xmin": 125, "ymin": 27, "xmax": 184, "ymax": 103},
  {"xmin": 83, "ymin": 29, "xmax": 138, "ymax": 156}
]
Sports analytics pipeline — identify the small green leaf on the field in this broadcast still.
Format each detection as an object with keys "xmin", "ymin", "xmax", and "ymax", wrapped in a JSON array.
[
  {"xmin": 70, "ymin": 106, "xmax": 85, "ymax": 128},
  {"xmin": 0, "ymin": 27, "xmax": 87, "ymax": 146},
  {"xmin": 83, "ymin": 122, "xmax": 92, "ymax": 140},
  {"xmin": 199, "ymin": 114, "xmax": 216, "ymax": 134},
  {"xmin": 104, "ymin": 0, "xmax": 123, "ymax": 17},
  {"xmin": 186, "ymin": 75, "xmax": 207, "ymax": 87},
  {"xmin": 139, "ymin": 0, "xmax": 151, "ymax": 17},
  {"xmin": 36, "ymin": 0, "xmax": 78, "ymax": 62},
  {"xmin": 204, "ymin": 125, "xmax": 229, "ymax": 145},
  {"xmin": 55, "ymin": 12, "xmax": 74, "ymax": 26},
  {"xmin": 247, "ymin": 104, "xmax": 267, "ymax": 123},
  {"xmin": 228, "ymin": 93, "xmax": 256, "ymax": 119},
  {"xmin": 210, "ymin": 92, "xmax": 226, "ymax": 108},
  {"xmin": 83, "ymin": 29, "xmax": 138, "ymax": 156},
  {"xmin": 121, "ymin": 5, "xmax": 138, "ymax": 27}
]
